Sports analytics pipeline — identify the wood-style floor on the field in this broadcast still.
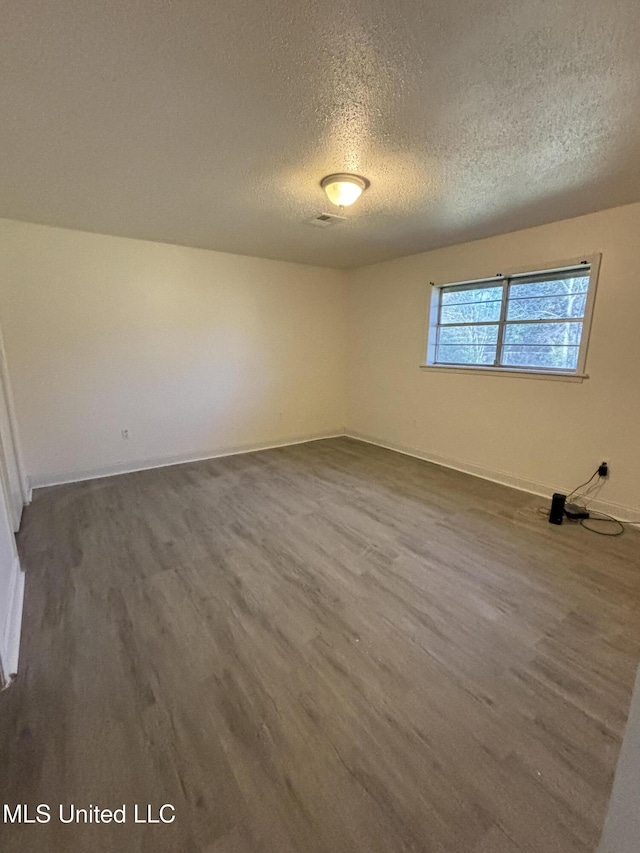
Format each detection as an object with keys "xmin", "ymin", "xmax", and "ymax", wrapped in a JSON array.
[{"xmin": 1, "ymin": 437, "xmax": 639, "ymax": 853}]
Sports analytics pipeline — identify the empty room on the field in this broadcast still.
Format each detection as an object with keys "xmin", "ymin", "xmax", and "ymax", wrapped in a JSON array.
[{"xmin": 1, "ymin": 1, "xmax": 639, "ymax": 852}]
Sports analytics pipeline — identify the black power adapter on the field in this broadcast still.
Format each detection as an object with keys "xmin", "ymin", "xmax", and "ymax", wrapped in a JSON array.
[
  {"xmin": 549, "ymin": 493, "xmax": 566, "ymax": 524},
  {"xmin": 549, "ymin": 462, "xmax": 609, "ymax": 526},
  {"xmin": 564, "ymin": 502, "xmax": 590, "ymax": 520}
]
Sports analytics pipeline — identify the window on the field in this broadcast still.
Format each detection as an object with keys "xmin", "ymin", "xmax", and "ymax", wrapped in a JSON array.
[{"xmin": 425, "ymin": 258, "xmax": 600, "ymax": 378}]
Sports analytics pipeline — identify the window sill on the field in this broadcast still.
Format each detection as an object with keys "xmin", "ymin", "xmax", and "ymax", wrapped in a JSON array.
[{"xmin": 419, "ymin": 364, "xmax": 588, "ymax": 383}]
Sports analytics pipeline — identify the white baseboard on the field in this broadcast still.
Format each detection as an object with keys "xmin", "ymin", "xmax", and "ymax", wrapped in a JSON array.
[
  {"xmin": 27, "ymin": 427, "xmax": 640, "ymax": 520},
  {"xmin": 346, "ymin": 430, "xmax": 640, "ymax": 525},
  {"xmin": 31, "ymin": 429, "xmax": 346, "ymax": 490},
  {"xmin": 1, "ymin": 557, "xmax": 25, "ymax": 685}
]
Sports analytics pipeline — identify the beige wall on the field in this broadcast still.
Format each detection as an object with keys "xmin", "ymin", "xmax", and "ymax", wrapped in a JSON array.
[
  {"xmin": 347, "ymin": 202, "xmax": 640, "ymax": 519},
  {"xmin": 0, "ymin": 220, "xmax": 348, "ymax": 486},
  {"xmin": 1, "ymin": 203, "xmax": 639, "ymax": 518}
]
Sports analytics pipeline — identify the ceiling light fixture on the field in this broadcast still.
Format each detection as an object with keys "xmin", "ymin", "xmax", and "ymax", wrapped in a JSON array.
[{"xmin": 321, "ymin": 173, "xmax": 369, "ymax": 208}]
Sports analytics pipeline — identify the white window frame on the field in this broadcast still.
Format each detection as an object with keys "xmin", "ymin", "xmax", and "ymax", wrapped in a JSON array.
[{"xmin": 422, "ymin": 254, "xmax": 601, "ymax": 382}]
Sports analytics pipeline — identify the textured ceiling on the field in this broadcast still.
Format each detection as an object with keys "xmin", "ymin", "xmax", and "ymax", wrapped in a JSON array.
[{"xmin": 2, "ymin": 0, "xmax": 640, "ymax": 269}]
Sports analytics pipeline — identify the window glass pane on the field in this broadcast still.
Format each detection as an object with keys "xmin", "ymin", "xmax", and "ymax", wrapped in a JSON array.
[
  {"xmin": 440, "ymin": 301, "xmax": 501, "ymax": 324},
  {"xmin": 438, "ymin": 325, "xmax": 499, "ymax": 346},
  {"xmin": 503, "ymin": 322, "xmax": 583, "ymax": 346},
  {"xmin": 441, "ymin": 285, "xmax": 503, "ymax": 305},
  {"xmin": 506, "ymin": 294, "xmax": 586, "ymax": 321},
  {"xmin": 500, "ymin": 345, "xmax": 579, "ymax": 370},
  {"xmin": 509, "ymin": 275, "xmax": 589, "ymax": 300},
  {"xmin": 435, "ymin": 344, "xmax": 496, "ymax": 365},
  {"xmin": 429, "ymin": 268, "xmax": 594, "ymax": 374}
]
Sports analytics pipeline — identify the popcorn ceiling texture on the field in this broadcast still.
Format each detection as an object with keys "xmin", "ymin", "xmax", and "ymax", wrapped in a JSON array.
[{"xmin": 1, "ymin": 0, "xmax": 640, "ymax": 268}]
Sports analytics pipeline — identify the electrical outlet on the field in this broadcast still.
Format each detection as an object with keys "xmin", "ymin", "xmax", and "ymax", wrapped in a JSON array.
[
  {"xmin": 598, "ymin": 461, "xmax": 609, "ymax": 478},
  {"xmin": 121, "ymin": 429, "xmax": 130, "ymax": 440}
]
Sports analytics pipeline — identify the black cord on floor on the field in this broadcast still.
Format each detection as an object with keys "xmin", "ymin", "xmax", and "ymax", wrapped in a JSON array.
[
  {"xmin": 533, "ymin": 503, "xmax": 625, "ymax": 536},
  {"xmin": 580, "ymin": 511, "xmax": 625, "ymax": 537}
]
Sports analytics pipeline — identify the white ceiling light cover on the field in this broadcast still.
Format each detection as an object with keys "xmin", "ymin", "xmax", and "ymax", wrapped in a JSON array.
[{"xmin": 321, "ymin": 174, "xmax": 370, "ymax": 207}]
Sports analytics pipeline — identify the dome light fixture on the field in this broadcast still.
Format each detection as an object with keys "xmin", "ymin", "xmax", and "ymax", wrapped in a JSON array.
[{"xmin": 320, "ymin": 173, "xmax": 369, "ymax": 208}]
